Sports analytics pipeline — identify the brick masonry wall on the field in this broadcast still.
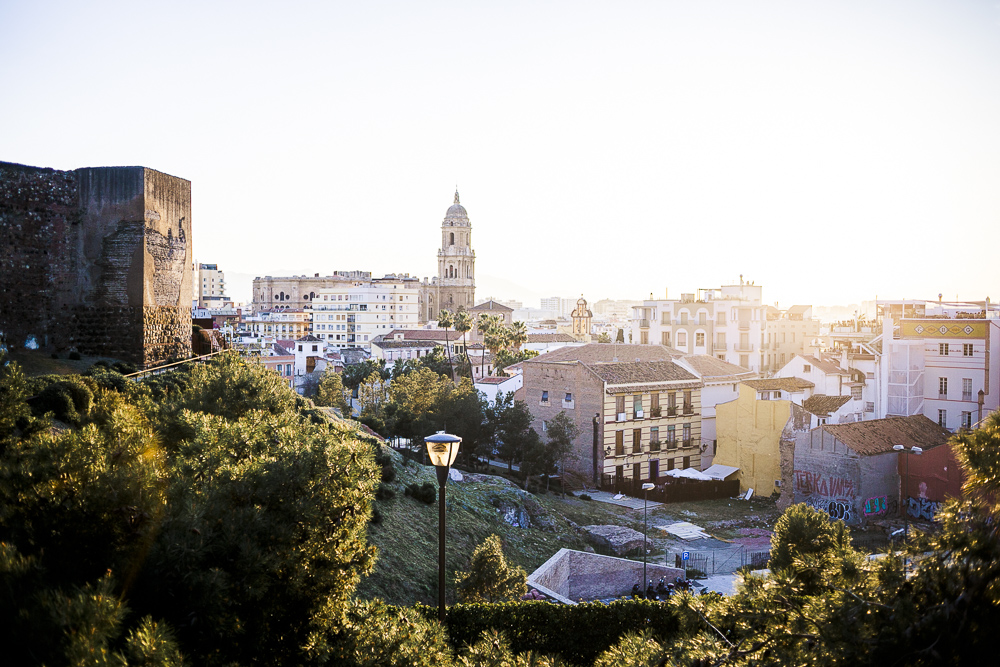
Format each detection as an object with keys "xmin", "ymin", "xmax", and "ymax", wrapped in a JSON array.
[{"xmin": 0, "ymin": 162, "xmax": 192, "ymax": 367}]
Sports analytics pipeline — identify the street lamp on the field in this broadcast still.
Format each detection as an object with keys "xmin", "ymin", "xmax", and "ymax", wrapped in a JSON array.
[
  {"xmin": 642, "ymin": 482, "xmax": 655, "ymax": 594},
  {"xmin": 892, "ymin": 444, "xmax": 923, "ymax": 542},
  {"xmin": 425, "ymin": 431, "xmax": 462, "ymax": 623}
]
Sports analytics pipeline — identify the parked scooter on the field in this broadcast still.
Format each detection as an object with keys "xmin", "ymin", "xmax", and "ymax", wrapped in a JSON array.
[
  {"xmin": 631, "ymin": 583, "xmax": 643, "ymax": 599},
  {"xmin": 656, "ymin": 577, "xmax": 670, "ymax": 598},
  {"xmin": 646, "ymin": 580, "xmax": 658, "ymax": 601}
]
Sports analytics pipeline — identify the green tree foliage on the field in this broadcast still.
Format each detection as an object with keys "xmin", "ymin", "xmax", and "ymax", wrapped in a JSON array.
[
  {"xmin": 485, "ymin": 392, "xmax": 535, "ymax": 471},
  {"xmin": 419, "ymin": 346, "xmax": 454, "ymax": 378},
  {"xmin": 343, "ymin": 358, "xmax": 389, "ymax": 393},
  {"xmin": 454, "ymin": 534, "xmax": 527, "ymax": 603},
  {"xmin": 437, "ymin": 309, "xmax": 457, "ymax": 381},
  {"xmin": 769, "ymin": 501, "xmax": 851, "ymax": 572},
  {"xmin": 596, "ymin": 333, "xmax": 612, "ymax": 344},
  {"xmin": 0, "ymin": 351, "xmax": 380, "ymax": 666},
  {"xmin": 540, "ymin": 411, "xmax": 578, "ymax": 491},
  {"xmin": 316, "ymin": 367, "xmax": 352, "ymax": 414},
  {"xmin": 330, "ymin": 599, "xmax": 453, "ymax": 667}
]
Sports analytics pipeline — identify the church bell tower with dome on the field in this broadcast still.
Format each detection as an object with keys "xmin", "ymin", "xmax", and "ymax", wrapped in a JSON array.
[{"xmin": 420, "ymin": 190, "xmax": 477, "ymax": 322}]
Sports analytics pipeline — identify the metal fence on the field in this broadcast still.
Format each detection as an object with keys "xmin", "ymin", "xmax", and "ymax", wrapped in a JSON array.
[
  {"xmin": 670, "ymin": 545, "xmax": 771, "ymax": 576},
  {"xmin": 601, "ymin": 475, "xmax": 740, "ymax": 504}
]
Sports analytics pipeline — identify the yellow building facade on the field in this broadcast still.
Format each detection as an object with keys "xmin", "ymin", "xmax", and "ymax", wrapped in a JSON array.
[{"xmin": 714, "ymin": 384, "xmax": 801, "ymax": 502}]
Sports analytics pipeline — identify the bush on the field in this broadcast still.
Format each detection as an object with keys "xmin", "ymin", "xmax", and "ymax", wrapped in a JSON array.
[
  {"xmin": 424, "ymin": 599, "xmax": 681, "ymax": 666},
  {"xmin": 111, "ymin": 361, "xmax": 138, "ymax": 375},
  {"xmin": 579, "ymin": 493, "xmax": 592, "ymax": 501},
  {"xmin": 26, "ymin": 378, "xmax": 93, "ymax": 424},
  {"xmin": 404, "ymin": 482, "xmax": 436, "ymax": 504},
  {"xmin": 68, "ymin": 351, "xmax": 81, "ymax": 361},
  {"xmin": 370, "ymin": 505, "xmax": 383, "ymax": 525},
  {"xmin": 83, "ymin": 366, "xmax": 128, "ymax": 392},
  {"xmin": 376, "ymin": 483, "xmax": 396, "ymax": 501},
  {"xmin": 50, "ymin": 353, "xmax": 58, "ymax": 359}
]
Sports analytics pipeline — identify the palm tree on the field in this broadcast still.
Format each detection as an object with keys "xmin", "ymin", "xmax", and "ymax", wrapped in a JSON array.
[
  {"xmin": 454, "ymin": 309, "xmax": 473, "ymax": 381},
  {"xmin": 509, "ymin": 320, "xmax": 528, "ymax": 352},
  {"xmin": 476, "ymin": 313, "xmax": 493, "ymax": 379},
  {"xmin": 481, "ymin": 314, "xmax": 507, "ymax": 378},
  {"xmin": 437, "ymin": 309, "xmax": 456, "ymax": 382}
]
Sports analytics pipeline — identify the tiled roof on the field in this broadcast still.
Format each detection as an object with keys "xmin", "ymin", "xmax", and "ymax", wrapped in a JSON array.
[
  {"xmin": 470, "ymin": 300, "xmax": 514, "ymax": 312},
  {"xmin": 680, "ymin": 354, "xmax": 756, "ymax": 381},
  {"xmin": 802, "ymin": 354, "xmax": 847, "ymax": 375},
  {"xmin": 476, "ymin": 376, "xmax": 514, "ymax": 385},
  {"xmin": 743, "ymin": 378, "xmax": 815, "ymax": 392},
  {"xmin": 803, "ymin": 394, "xmax": 852, "ymax": 417},
  {"xmin": 821, "ymin": 415, "xmax": 952, "ymax": 456},
  {"xmin": 527, "ymin": 333, "xmax": 578, "ymax": 343},
  {"xmin": 296, "ymin": 334, "xmax": 323, "ymax": 342},
  {"xmin": 788, "ymin": 305, "xmax": 812, "ymax": 315},
  {"xmin": 589, "ymin": 360, "xmax": 700, "ymax": 387},
  {"xmin": 524, "ymin": 343, "xmax": 681, "ymax": 366},
  {"xmin": 272, "ymin": 343, "xmax": 292, "ymax": 356}
]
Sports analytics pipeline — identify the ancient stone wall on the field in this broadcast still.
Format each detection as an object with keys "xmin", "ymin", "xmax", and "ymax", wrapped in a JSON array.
[{"xmin": 0, "ymin": 162, "xmax": 192, "ymax": 367}]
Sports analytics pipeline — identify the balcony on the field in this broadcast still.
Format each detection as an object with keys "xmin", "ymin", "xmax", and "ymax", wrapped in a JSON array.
[
  {"xmin": 682, "ymin": 404, "xmax": 693, "ymax": 415},
  {"xmin": 650, "ymin": 406, "xmax": 662, "ymax": 418},
  {"xmin": 735, "ymin": 344, "xmax": 754, "ymax": 353},
  {"xmin": 682, "ymin": 439, "xmax": 692, "ymax": 448},
  {"xmin": 639, "ymin": 319, "xmax": 649, "ymax": 328},
  {"xmin": 963, "ymin": 392, "xmax": 974, "ymax": 402},
  {"xmin": 714, "ymin": 343, "xmax": 727, "ymax": 351},
  {"xmin": 649, "ymin": 439, "xmax": 661, "ymax": 452},
  {"xmin": 666, "ymin": 407, "xmax": 677, "ymax": 417},
  {"xmin": 666, "ymin": 440, "xmax": 677, "ymax": 450},
  {"xmin": 738, "ymin": 321, "xmax": 750, "ymax": 330},
  {"xmin": 939, "ymin": 392, "xmax": 948, "ymax": 400}
]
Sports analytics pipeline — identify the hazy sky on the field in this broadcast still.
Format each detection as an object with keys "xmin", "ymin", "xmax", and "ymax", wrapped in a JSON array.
[{"xmin": 2, "ymin": 1, "xmax": 998, "ymax": 309}]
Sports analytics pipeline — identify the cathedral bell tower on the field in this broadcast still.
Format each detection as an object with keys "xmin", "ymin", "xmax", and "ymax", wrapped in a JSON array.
[{"xmin": 435, "ymin": 189, "xmax": 476, "ymax": 314}]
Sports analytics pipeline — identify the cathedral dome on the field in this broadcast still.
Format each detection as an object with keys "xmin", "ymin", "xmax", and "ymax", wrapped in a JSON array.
[{"xmin": 445, "ymin": 190, "xmax": 468, "ymax": 218}]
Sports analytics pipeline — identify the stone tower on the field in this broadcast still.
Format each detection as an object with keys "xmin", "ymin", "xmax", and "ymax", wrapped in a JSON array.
[
  {"xmin": 435, "ymin": 189, "xmax": 476, "ymax": 312},
  {"xmin": 571, "ymin": 295, "xmax": 593, "ymax": 340}
]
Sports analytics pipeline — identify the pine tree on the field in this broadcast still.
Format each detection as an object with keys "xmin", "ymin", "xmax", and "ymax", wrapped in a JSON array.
[{"xmin": 454, "ymin": 534, "xmax": 527, "ymax": 603}]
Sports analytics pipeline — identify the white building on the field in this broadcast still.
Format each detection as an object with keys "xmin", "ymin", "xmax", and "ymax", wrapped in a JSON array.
[
  {"xmin": 195, "ymin": 263, "xmax": 231, "ymax": 309},
  {"xmin": 313, "ymin": 275, "xmax": 421, "ymax": 350},
  {"xmin": 877, "ymin": 307, "xmax": 1000, "ymax": 431},
  {"xmin": 630, "ymin": 281, "xmax": 766, "ymax": 372},
  {"xmin": 241, "ymin": 309, "xmax": 313, "ymax": 340}
]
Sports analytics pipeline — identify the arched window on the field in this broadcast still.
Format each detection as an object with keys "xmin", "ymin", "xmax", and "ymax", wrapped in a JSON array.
[{"xmin": 450, "ymin": 232, "xmax": 455, "ymax": 246}]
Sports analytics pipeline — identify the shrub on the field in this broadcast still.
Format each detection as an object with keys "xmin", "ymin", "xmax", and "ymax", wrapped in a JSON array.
[
  {"xmin": 455, "ymin": 535, "xmax": 527, "ymax": 603},
  {"xmin": 26, "ymin": 378, "xmax": 93, "ymax": 425},
  {"xmin": 68, "ymin": 351, "xmax": 81, "ymax": 361},
  {"xmin": 771, "ymin": 502, "xmax": 851, "ymax": 571},
  {"xmin": 404, "ymin": 482, "xmax": 436, "ymax": 504},
  {"xmin": 50, "ymin": 353, "xmax": 58, "ymax": 359},
  {"xmin": 579, "ymin": 493, "xmax": 592, "ymax": 501},
  {"xmin": 376, "ymin": 483, "xmax": 396, "ymax": 501},
  {"xmin": 424, "ymin": 599, "xmax": 680, "ymax": 666},
  {"xmin": 111, "ymin": 361, "xmax": 138, "ymax": 375}
]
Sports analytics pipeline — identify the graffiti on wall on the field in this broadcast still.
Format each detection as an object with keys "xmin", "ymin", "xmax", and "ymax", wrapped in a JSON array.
[
  {"xmin": 794, "ymin": 471, "xmax": 855, "ymax": 498},
  {"xmin": 805, "ymin": 498, "xmax": 854, "ymax": 523},
  {"xmin": 907, "ymin": 496, "xmax": 941, "ymax": 521},
  {"xmin": 863, "ymin": 496, "xmax": 888, "ymax": 516}
]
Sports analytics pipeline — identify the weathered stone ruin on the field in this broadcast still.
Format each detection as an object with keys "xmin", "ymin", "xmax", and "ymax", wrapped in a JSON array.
[{"xmin": 0, "ymin": 161, "xmax": 192, "ymax": 368}]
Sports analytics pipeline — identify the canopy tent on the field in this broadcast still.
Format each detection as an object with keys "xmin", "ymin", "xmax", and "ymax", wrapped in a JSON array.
[{"xmin": 664, "ymin": 467, "xmax": 713, "ymax": 481}]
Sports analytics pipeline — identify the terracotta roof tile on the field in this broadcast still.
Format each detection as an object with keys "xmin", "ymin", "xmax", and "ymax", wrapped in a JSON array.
[
  {"xmin": 524, "ymin": 343, "xmax": 681, "ymax": 365},
  {"xmin": 743, "ymin": 378, "xmax": 815, "ymax": 392},
  {"xmin": 679, "ymin": 354, "xmax": 756, "ymax": 381},
  {"xmin": 470, "ymin": 300, "xmax": 514, "ymax": 311},
  {"xmin": 589, "ymin": 360, "xmax": 700, "ymax": 387},
  {"xmin": 527, "ymin": 333, "xmax": 579, "ymax": 343},
  {"xmin": 803, "ymin": 394, "xmax": 852, "ymax": 416},
  {"xmin": 820, "ymin": 415, "xmax": 952, "ymax": 455}
]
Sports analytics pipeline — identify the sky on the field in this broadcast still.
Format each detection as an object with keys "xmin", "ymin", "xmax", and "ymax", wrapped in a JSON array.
[{"xmin": 2, "ymin": 0, "xmax": 998, "ymax": 309}]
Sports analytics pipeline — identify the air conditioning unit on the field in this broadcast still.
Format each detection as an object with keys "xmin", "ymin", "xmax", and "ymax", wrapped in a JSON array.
[
  {"xmin": 635, "ymin": 410, "xmax": 644, "ymax": 419},
  {"xmin": 774, "ymin": 480, "xmax": 782, "ymax": 487},
  {"xmin": 617, "ymin": 412, "xmax": 626, "ymax": 422}
]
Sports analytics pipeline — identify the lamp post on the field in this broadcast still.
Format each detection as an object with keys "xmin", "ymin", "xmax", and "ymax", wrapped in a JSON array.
[
  {"xmin": 425, "ymin": 431, "xmax": 462, "ymax": 623},
  {"xmin": 892, "ymin": 444, "xmax": 923, "ymax": 542},
  {"xmin": 642, "ymin": 482, "xmax": 655, "ymax": 593}
]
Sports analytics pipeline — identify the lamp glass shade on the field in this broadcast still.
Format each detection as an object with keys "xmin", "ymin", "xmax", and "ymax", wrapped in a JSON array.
[
  {"xmin": 425, "ymin": 432, "xmax": 462, "ymax": 468},
  {"xmin": 642, "ymin": 483, "xmax": 655, "ymax": 490}
]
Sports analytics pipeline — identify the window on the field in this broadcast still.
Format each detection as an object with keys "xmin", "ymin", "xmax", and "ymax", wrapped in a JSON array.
[
  {"xmin": 964, "ymin": 344, "xmax": 974, "ymax": 357},
  {"xmin": 802, "ymin": 364, "xmax": 811, "ymax": 373},
  {"xmin": 651, "ymin": 393, "xmax": 660, "ymax": 412},
  {"xmin": 939, "ymin": 343, "xmax": 949, "ymax": 356},
  {"xmin": 698, "ymin": 312, "xmax": 706, "ymax": 325},
  {"xmin": 963, "ymin": 378, "xmax": 973, "ymax": 401},
  {"xmin": 682, "ymin": 423, "xmax": 691, "ymax": 446},
  {"xmin": 679, "ymin": 311, "xmax": 689, "ymax": 324},
  {"xmin": 616, "ymin": 395, "xmax": 625, "ymax": 415},
  {"xmin": 938, "ymin": 409, "xmax": 947, "ymax": 427},
  {"xmin": 677, "ymin": 332, "xmax": 687, "ymax": 347},
  {"xmin": 667, "ymin": 458, "xmax": 674, "ymax": 471},
  {"xmin": 683, "ymin": 455, "xmax": 690, "ymax": 469},
  {"xmin": 541, "ymin": 421, "xmax": 547, "ymax": 432},
  {"xmin": 616, "ymin": 465, "xmax": 624, "ymax": 481},
  {"xmin": 716, "ymin": 332, "xmax": 726, "ymax": 349},
  {"xmin": 565, "ymin": 392, "xmax": 573, "ymax": 402},
  {"xmin": 939, "ymin": 377, "xmax": 948, "ymax": 399},
  {"xmin": 649, "ymin": 459, "xmax": 659, "ymax": 480},
  {"xmin": 615, "ymin": 431, "xmax": 624, "ymax": 456},
  {"xmin": 851, "ymin": 386, "xmax": 862, "ymax": 400},
  {"xmin": 661, "ymin": 331, "xmax": 672, "ymax": 346},
  {"xmin": 449, "ymin": 232, "xmax": 455, "ymax": 245},
  {"xmin": 740, "ymin": 354, "xmax": 749, "ymax": 368},
  {"xmin": 696, "ymin": 332, "xmax": 705, "ymax": 346},
  {"xmin": 961, "ymin": 411, "xmax": 972, "ymax": 429},
  {"xmin": 865, "ymin": 401, "xmax": 875, "ymax": 413},
  {"xmin": 633, "ymin": 394, "xmax": 643, "ymax": 417},
  {"xmin": 541, "ymin": 391, "xmax": 549, "ymax": 404},
  {"xmin": 683, "ymin": 390, "xmax": 693, "ymax": 414},
  {"xmin": 633, "ymin": 462, "xmax": 642, "ymax": 480},
  {"xmin": 632, "ymin": 429, "xmax": 642, "ymax": 454},
  {"xmin": 717, "ymin": 311, "xmax": 726, "ymax": 325},
  {"xmin": 285, "ymin": 364, "xmax": 291, "ymax": 375},
  {"xmin": 640, "ymin": 331, "xmax": 649, "ymax": 344},
  {"xmin": 312, "ymin": 345, "xmax": 318, "ymax": 352},
  {"xmin": 760, "ymin": 391, "xmax": 771, "ymax": 400},
  {"xmin": 667, "ymin": 392, "xmax": 677, "ymax": 416},
  {"xmin": 650, "ymin": 426, "xmax": 660, "ymax": 450},
  {"xmin": 667, "ymin": 425, "xmax": 676, "ymax": 447}
]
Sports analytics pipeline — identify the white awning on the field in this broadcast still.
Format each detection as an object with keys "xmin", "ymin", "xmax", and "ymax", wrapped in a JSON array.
[
  {"xmin": 702, "ymin": 464, "xmax": 739, "ymax": 480},
  {"xmin": 665, "ymin": 468, "xmax": 713, "ymax": 481}
]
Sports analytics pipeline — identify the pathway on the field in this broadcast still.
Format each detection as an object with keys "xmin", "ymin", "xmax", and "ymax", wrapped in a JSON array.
[{"xmin": 585, "ymin": 490, "xmax": 664, "ymax": 510}]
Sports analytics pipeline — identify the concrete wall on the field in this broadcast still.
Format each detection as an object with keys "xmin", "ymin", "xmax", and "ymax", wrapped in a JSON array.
[
  {"xmin": 529, "ymin": 548, "xmax": 686, "ymax": 602},
  {"xmin": 0, "ymin": 162, "xmax": 192, "ymax": 367}
]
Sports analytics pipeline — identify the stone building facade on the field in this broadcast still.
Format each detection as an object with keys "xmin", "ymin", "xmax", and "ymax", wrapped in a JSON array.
[
  {"xmin": 0, "ymin": 161, "xmax": 193, "ymax": 367},
  {"xmin": 252, "ymin": 271, "xmax": 372, "ymax": 311}
]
